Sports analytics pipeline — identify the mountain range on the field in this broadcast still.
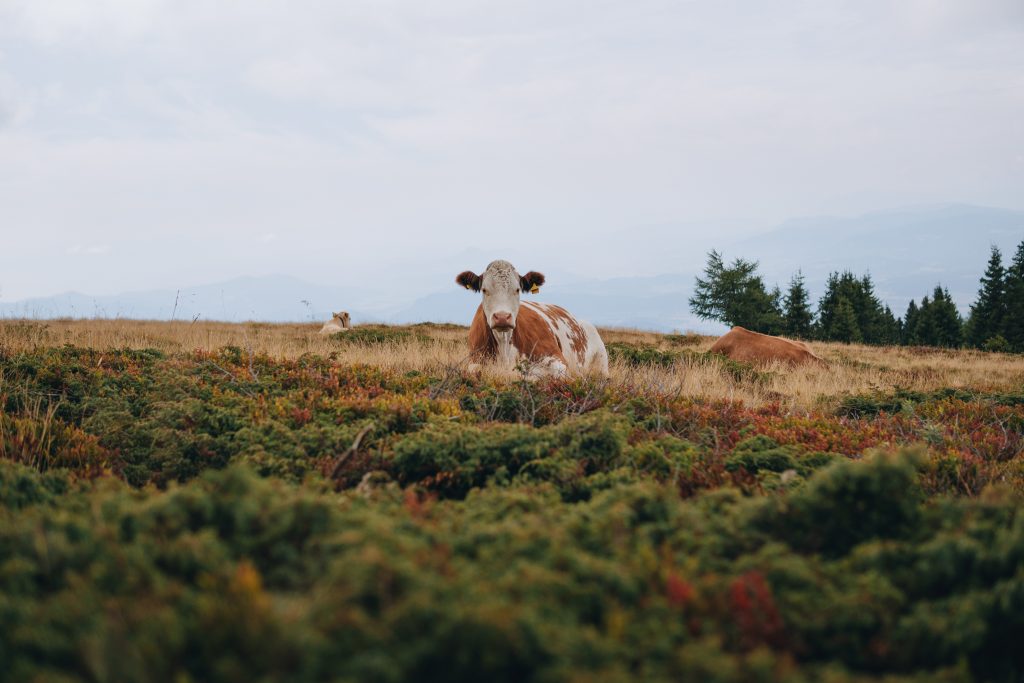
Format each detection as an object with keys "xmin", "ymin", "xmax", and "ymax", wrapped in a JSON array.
[{"xmin": 2, "ymin": 204, "xmax": 1021, "ymax": 333}]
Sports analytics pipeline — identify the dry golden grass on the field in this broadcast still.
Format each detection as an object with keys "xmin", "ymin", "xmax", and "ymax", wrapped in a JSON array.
[{"xmin": 2, "ymin": 318, "xmax": 1022, "ymax": 412}]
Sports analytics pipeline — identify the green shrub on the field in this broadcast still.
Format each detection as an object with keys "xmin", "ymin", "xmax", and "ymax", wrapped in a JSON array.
[
  {"xmin": 330, "ymin": 326, "xmax": 429, "ymax": 345},
  {"xmin": 837, "ymin": 387, "xmax": 1024, "ymax": 417},
  {"xmin": 1, "ymin": 452, "xmax": 1023, "ymax": 681},
  {"xmin": 725, "ymin": 435, "xmax": 838, "ymax": 478},
  {"xmin": 664, "ymin": 333, "xmax": 704, "ymax": 347},
  {"xmin": 750, "ymin": 450, "xmax": 926, "ymax": 557},
  {"xmin": 983, "ymin": 335, "xmax": 1010, "ymax": 353},
  {"xmin": 606, "ymin": 342, "xmax": 682, "ymax": 367}
]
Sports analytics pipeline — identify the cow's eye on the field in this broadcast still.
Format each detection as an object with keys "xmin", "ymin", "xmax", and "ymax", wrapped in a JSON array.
[{"xmin": 482, "ymin": 289, "xmax": 488, "ymax": 295}]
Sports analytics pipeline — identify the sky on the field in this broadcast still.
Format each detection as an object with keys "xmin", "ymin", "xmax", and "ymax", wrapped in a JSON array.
[{"xmin": 1, "ymin": 0, "xmax": 1023, "ymax": 302}]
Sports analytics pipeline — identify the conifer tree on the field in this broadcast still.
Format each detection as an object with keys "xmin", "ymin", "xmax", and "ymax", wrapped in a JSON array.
[
  {"xmin": 783, "ymin": 271, "xmax": 814, "ymax": 339},
  {"xmin": 903, "ymin": 300, "xmax": 920, "ymax": 345},
  {"xmin": 689, "ymin": 251, "xmax": 784, "ymax": 333},
  {"xmin": 1004, "ymin": 240, "xmax": 1024, "ymax": 352},
  {"xmin": 966, "ymin": 246, "xmax": 1006, "ymax": 348},
  {"xmin": 921, "ymin": 286, "xmax": 963, "ymax": 348},
  {"xmin": 878, "ymin": 305, "xmax": 902, "ymax": 345},
  {"xmin": 816, "ymin": 271, "xmax": 888, "ymax": 343},
  {"xmin": 830, "ymin": 297, "xmax": 862, "ymax": 343}
]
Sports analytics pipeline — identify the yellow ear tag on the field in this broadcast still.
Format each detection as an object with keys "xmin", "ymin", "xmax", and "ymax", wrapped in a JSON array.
[
  {"xmin": 465, "ymin": 284, "xmax": 473, "ymax": 290},
  {"xmin": 530, "ymin": 284, "xmax": 540, "ymax": 294}
]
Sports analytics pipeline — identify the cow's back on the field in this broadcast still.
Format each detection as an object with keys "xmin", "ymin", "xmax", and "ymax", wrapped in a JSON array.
[
  {"xmin": 521, "ymin": 302, "xmax": 608, "ymax": 376},
  {"xmin": 709, "ymin": 327, "xmax": 823, "ymax": 365}
]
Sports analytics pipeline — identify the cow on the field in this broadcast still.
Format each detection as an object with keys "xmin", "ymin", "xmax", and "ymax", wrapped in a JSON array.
[
  {"xmin": 319, "ymin": 311, "xmax": 351, "ymax": 335},
  {"xmin": 456, "ymin": 260, "xmax": 608, "ymax": 378},
  {"xmin": 708, "ymin": 326, "xmax": 826, "ymax": 365}
]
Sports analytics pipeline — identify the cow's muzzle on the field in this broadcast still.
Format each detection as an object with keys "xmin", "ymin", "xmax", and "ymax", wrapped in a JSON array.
[{"xmin": 491, "ymin": 312, "xmax": 514, "ymax": 330}]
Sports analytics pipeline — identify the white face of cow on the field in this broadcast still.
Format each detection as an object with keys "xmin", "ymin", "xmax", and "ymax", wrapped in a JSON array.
[{"xmin": 456, "ymin": 260, "xmax": 545, "ymax": 333}]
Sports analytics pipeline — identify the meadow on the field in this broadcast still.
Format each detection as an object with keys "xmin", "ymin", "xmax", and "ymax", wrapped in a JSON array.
[{"xmin": 2, "ymin": 318, "xmax": 1024, "ymax": 682}]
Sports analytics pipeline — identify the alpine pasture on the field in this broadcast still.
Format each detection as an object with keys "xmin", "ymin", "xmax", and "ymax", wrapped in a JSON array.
[{"xmin": 2, "ymin": 318, "xmax": 1024, "ymax": 682}]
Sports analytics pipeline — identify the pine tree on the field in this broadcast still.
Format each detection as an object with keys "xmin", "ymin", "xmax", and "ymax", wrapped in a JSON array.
[
  {"xmin": 689, "ymin": 251, "xmax": 784, "ymax": 333},
  {"xmin": 830, "ymin": 297, "xmax": 862, "ymax": 343},
  {"xmin": 1004, "ymin": 240, "xmax": 1024, "ymax": 352},
  {"xmin": 915, "ymin": 295, "xmax": 938, "ymax": 346},
  {"xmin": 816, "ymin": 271, "xmax": 888, "ymax": 343},
  {"xmin": 903, "ymin": 300, "xmax": 920, "ymax": 345},
  {"xmin": 878, "ymin": 305, "xmax": 901, "ymax": 345},
  {"xmin": 925, "ymin": 287, "xmax": 963, "ymax": 348},
  {"xmin": 783, "ymin": 271, "xmax": 814, "ymax": 339},
  {"xmin": 765, "ymin": 286, "xmax": 785, "ymax": 335},
  {"xmin": 966, "ymin": 246, "xmax": 1006, "ymax": 348},
  {"xmin": 856, "ymin": 274, "xmax": 886, "ymax": 343}
]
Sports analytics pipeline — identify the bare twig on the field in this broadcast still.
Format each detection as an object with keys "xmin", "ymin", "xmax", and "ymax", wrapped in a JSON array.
[
  {"xmin": 203, "ymin": 360, "xmax": 257, "ymax": 398},
  {"xmin": 329, "ymin": 422, "xmax": 375, "ymax": 479},
  {"xmin": 246, "ymin": 341, "xmax": 258, "ymax": 381}
]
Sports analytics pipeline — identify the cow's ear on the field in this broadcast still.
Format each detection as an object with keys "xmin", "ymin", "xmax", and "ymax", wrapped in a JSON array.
[
  {"xmin": 456, "ymin": 271, "xmax": 482, "ymax": 292},
  {"xmin": 520, "ymin": 271, "xmax": 545, "ymax": 294}
]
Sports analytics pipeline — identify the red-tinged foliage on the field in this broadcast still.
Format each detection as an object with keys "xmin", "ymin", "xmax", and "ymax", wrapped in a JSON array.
[
  {"xmin": 666, "ymin": 572, "xmax": 695, "ymax": 608},
  {"xmin": 3, "ymin": 345, "xmax": 1024, "ymax": 495},
  {"xmin": 729, "ymin": 571, "xmax": 786, "ymax": 651},
  {"xmin": 750, "ymin": 414, "xmax": 906, "ymax": 455}
]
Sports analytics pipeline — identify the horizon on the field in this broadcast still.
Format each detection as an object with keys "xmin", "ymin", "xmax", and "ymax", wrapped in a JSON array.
[{"xmin": 2, "ymin": 201, "xmax": 1022, "ymax": 335}]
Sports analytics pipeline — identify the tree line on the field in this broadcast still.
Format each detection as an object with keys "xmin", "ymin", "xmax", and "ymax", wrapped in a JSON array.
[{"xmin": 689, "ymin": 239, "xmax": 1024, "ymax": 351}]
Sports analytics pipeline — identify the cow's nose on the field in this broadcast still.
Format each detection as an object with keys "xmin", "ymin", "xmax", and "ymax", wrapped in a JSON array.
[{"xmin": 492, "ymin": 312, "xmax": 513, "ymax": 328}]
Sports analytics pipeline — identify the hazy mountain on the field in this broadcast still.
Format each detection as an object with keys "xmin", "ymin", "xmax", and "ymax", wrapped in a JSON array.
[
  {"xmin": 3, "ymin": 205, "xmax": 1021, "ymax": 333},
  {"xmin": 0, "ymin": 275, "xmax": 381, "ymax": 324},
  {"xmin": 728, "ymin": 204, "xmax": 1024, "ymax": 314},
  {"xmin": 392, "ymin": 204, "xmax": 1023, "ymax": 330}
]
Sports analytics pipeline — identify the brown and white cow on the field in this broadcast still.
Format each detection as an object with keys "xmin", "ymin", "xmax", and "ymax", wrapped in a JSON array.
[
  {"xmin": 456, "ymin": 260, "xmax": 608, "ymax": 378},
  {"xmin": 319, "ymin": 311, "xmax": 351, "ymax": 335},
  {"xmin": 709, "ymin": 326, "xmax": 825, "ymax": 365}
]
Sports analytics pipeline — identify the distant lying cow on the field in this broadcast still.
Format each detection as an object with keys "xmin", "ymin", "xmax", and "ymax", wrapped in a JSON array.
[
  {"xmin": 709, "ymin": 326, "xmax": 825, "ymax": 365},
  {"xmin": 456, "ymin": 260, "xmax": 608, "ymax": 378},
  {"xmin": 319, "ymin": 311, "xmax": 351, "ymax": 335}
]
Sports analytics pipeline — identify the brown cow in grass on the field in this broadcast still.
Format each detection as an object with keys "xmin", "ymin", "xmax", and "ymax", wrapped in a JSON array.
[
  {"xmin": 456, "ymin": 260, "xmax": 608, "ymax": 379},
  {"xmin": 709, "ymin": 326, "xmax": 825, "ymax": 365}
]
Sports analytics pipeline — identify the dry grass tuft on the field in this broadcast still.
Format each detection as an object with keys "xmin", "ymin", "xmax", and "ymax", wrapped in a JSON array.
[{"xmin": 2, "ymin": 318, "xmax": 1022, "ymax": 412}]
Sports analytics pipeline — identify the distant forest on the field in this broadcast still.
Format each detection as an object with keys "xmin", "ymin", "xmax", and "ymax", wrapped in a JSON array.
[{"xmin": 690, "ymin": 239, "xmax": 1024, "ymax": 351}]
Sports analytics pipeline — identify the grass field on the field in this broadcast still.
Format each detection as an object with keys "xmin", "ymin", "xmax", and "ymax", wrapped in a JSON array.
[
  {"xmin": 3, "ymin": 318, "xmax": 1022, "ymax": 411},
  {"xmin": 2, "ymin": 318, "xmax": 1024, "ymax": 682}
]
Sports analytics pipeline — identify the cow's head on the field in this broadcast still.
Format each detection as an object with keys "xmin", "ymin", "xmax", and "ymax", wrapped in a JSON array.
[
  {"xmin": 333, "ymin": 311, "xmax": 351, "ymax": 328},
  {"xmin": 456, "ymin": 260, "xmax": 545, "ymax": 333}
]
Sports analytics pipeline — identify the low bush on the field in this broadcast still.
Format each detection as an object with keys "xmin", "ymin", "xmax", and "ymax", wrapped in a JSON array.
[
  {"xmin": 606, "ymin": 341, "xmax": 684, "ymax": 367},
  {"xmin": 1, "ymin": 452, "xmax": 1023, "ymax": 681},
  {"xmin": 329, "ymin": 326, "xmax": 430, "ymax": 345},
  {"xmin": 3, "ymin": 344, "xmax": 1024, "ymax": 679}
]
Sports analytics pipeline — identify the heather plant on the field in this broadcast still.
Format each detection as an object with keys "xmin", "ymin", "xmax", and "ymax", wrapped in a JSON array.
[
  {"xmin": 3, "ymin": 340, "xmax": 1024, "ymax": 681},
  {"xmin": 606, "ymin": 341, "xmax": 683, "ymax": 367},
  {"xmin": 2, "ymin": 452, "xmax": 1024, "ymax": 682},
  {"xmin": 328, "ymin": 325, "xmax": 431, "ymax": 346}
]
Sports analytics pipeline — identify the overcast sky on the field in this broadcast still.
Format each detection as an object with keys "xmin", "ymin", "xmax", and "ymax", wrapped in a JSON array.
[{"xmin": 1, "ymin": 0, "xmax": 1022, "ymax": 301}]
